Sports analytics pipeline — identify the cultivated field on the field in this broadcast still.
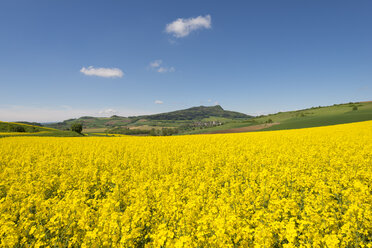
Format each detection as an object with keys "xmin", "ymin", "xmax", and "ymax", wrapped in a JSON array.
[
  {"xmin": 206, "ymin": 123, "xmax": 279, "ymax": 134},
  {"xmin": 0, "ymin": 121, "xmax": 371, "ymax": 247},
  {"xmin": 82, "ymin": 128, "xmax": 108, "ymax": 133}
]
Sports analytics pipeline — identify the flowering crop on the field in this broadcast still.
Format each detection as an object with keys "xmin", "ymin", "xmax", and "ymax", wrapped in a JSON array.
[{"xmin": 0, "ymin": 121, "xmax": 371, "ymax": 247}]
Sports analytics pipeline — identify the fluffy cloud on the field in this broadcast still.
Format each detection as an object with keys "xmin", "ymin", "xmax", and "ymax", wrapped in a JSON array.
[
  {"xmin": 149, "ymin": 60, "xmax": 175, "ymax": 73},
  {"xmin": 80, "ymin": 66, "xmax": 124, "ymax": 78},
  {"xmin": 98, "ymin": 108, "xmax": 117, "ymax": 115},
  {"xmin": 150, "ymin": 60, "xmax": 162, "ymax": 68},
  {"xmin": 154, "ymin": 100, "xmax": 164, "ymax": 104},
  {"xmin": 165, "ymin": 15, "xmax": 211, "ymax": 38},
  {"xmin": 157, "ymin": 67, "xmax": 175, "ymax": 73}
]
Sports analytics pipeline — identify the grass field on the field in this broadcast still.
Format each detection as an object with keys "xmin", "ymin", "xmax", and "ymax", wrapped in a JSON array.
[
  {"xmin": 0, "ymin": 121, "xmax": 82, "ymax": 137},
  {"xmin": 0, "ymin": 121, "xmax": 54, "ymax": 133},
  {"xmin": 189, "ymin": 101, "xmax": 372, "ymax": 134},
  {"xmin": 262, "ymin": 102, "xmax": 372, "ymax": 131}
]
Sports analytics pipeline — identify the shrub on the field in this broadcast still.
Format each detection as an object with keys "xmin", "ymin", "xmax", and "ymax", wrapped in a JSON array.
[
  {"xmin": 71, "ymin": 123, "xmax": 83, "ymax": 134},
  {"xmin": 149, "ymin": 128, "xmax": 157, "ymax": 136},
  {"xmin": 8, "ymin": 125, "xmax": 26, "ymax": 132}
]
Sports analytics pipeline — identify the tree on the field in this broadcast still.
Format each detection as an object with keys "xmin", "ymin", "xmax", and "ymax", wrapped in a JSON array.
[
  {"xmin": 8, "ymin": 125, "xmax": 25, "ymax": 132},
  {"xmin": 352, "ymin": 106, "xmax": 358, "ymax": 111},
  {"xmin": 71, "ymin": 123, "xmax": 83, "ymax": 134},
  {"xmin": 161, "ymin": 128, "xmax": 168, "ymax": 136},
  {"xmin": 149, "ymin": 128, "xmax": 157, "ymax": 136}
]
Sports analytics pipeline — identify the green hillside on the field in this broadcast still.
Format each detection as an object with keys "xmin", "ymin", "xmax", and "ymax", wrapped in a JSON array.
[
  {"xmin": 259, "ymin": 101, "xmax": 372, "ymax": 131},
  {"xmin": 184, "ymin": 101, "xmax": 372, "ymax": 134},
  {"xmin": 0, "ymin": 121, "xmax": 82, "ymax": 137},
  {"xmin": 0, "ymin": 121, "xmax": 52, "ymax": 133},
  {"xmin": 22, "ymin": 101, "xmax": 372, "ymax": 136},
  {"xmin": 44, "ymin": 105, "xmax": 252, "ymax": 133},
  {"xmin": 45, "ymin": 116, "xmax": 132, "ymax": 130}
]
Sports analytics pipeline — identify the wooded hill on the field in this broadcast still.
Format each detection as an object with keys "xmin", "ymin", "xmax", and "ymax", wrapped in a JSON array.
[{"xmin": 44, "ymin": 105, "xmax": 252, "ymax": 131}]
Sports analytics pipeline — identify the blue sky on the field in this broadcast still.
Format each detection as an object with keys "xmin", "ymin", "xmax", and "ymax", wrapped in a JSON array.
[{"xmin": 0, "ymin": 0, "xmax": 371, "ymax": 122}]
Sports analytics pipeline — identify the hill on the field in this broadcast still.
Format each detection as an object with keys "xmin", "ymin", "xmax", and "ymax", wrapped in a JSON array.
[
  {"xmin": 44, "ymin": 105, "xmax": 252, "ymax": 133},
  {"xmin": 138, "ymin": 105, "xmax": 250, "ymax": 120},
  {"xmin": 260, "ymin": 101, "xmax": 372, "ymax": 131},
  {"xmin": 0, "ymin": 121, "xmax": 52, "ymax": 133},
  {"xmin": 0, "ymin": 121, "xmax": 82, "ymax": 137},
  {"xmin": 15, "ymin": 121, "xmax": 43, "ymax": 127},
  {"xmin": 3, "ymin": 102, "xmax": 372, "ymax": 136},
  {"xmin": 184, "ymin": 101, "xmax": 372, "ymax": 134}
]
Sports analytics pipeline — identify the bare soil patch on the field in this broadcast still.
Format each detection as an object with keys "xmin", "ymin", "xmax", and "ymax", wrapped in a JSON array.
[
  {"xmin": 206, "ymin": 123, "xmax": 280, "ymax": 134},
  {"xmin": 83, "ymin": 128, "xmax": 107, "ymax": 133}
]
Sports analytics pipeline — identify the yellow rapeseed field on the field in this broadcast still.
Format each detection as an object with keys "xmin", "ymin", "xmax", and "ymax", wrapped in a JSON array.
[{"xmin": 1, "ymin": 121, "xmax": 371, "ymax": 247}]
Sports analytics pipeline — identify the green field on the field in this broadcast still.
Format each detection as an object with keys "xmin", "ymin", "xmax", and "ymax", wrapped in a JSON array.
[
  {"xmin": 184, "ymin": 101, "xmax": 372, "ymax": 134},
  {"xmin": 0, "ymin": 121, "xmax": 82, "ymax": 137},
  {"xmin": 2, "ymin": 101, "xmax": 372, "ymax": 137},
  {"xmin": 182, "ymin": 119, "xmax": 259, "ymax": 134},
  {"xmin": 260, "ymin": 102, "xmax": 372, "ymax": 131}
]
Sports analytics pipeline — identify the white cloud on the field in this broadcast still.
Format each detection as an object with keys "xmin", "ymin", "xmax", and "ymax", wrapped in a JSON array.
[
  {"xmin": 156, "ymin": 67, "xmax": 166, "ymax": 73},
  {"xmin": 80, "ymin": 66, "xmax": 124, "ymax": 78},
  {"xmin": 150, "ymin": 60, "xmax": 162, "ymax": 68},
  {"xmin": 208, "ymin": 99, "xmax": 212, "ymax": 102},
  {"xmin": 98, "ymin": 108, "xmax": 117, "ymax": 115},
  {"xmin": 214, "ymin": 101, "xmax": 219, "ymax": 105},
  {"xmin": 157, "ymin": 67, "xmax": 175, "ymax": 73},
  {"xmin": 165, "ymin": 15, "xmax": 212, "ymax": 38},
  {"xmin": 154, "ymin": 100, "xmax": 163, "ymax": 104},
  {"xmin": 149, "ymin": 60, "xmax": 175, "ymax": 73}
]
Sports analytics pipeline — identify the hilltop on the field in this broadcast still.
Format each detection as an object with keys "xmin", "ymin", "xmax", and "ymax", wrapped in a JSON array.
[
  {"xmin": 44, "ymin": 105, "xmax": 252, "ymax": 132},
  {"xmin": 137, "ymin": 105, "xmax": 250, "ymax": 120}
]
